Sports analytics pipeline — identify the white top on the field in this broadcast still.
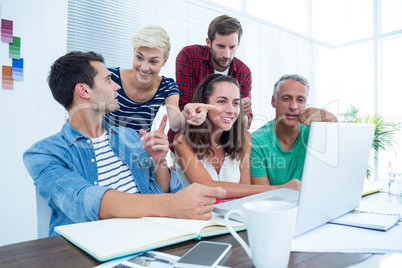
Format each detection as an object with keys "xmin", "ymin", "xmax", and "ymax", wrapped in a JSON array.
[
  {"xmin": 175, "ymin": 155, "xmax": 241, "ymax": 187},
  {"xmin": 214, "ymin": 68, "xmax": 229, "ymax": 75}
]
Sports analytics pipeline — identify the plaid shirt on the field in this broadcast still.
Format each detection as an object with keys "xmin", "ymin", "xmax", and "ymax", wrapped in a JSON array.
[{"xmin": 168, "ymin": 45, "xmax": 253, "ymax": 150}]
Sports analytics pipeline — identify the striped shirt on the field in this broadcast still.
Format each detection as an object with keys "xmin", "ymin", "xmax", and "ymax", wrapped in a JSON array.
[
  {"xmin": 92, "ymin": 131, "xmax": 139, "ymax": 194},
  {"xmin": 104, "ymin": 67, "xmax": 179, "ymax": 132}
]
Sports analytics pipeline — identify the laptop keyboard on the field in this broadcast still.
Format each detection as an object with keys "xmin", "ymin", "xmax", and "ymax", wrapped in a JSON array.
[{"xmin": 253, "ymin": 195, "xmax": 287, "ymax": 202}]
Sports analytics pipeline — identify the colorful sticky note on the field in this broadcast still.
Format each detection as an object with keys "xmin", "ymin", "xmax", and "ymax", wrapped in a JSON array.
[
  {"xmin": 9, "ymin": 36, "xmax": 20, "ymax": 59},
  {"xmin": 1, "ymin": 19, "xmax": 13, "ymax": 43},
  {"xmin": 12, "ymin": 58, "xmax": 23, "ymax": 80},
  {"xmin": 2, "ymin": 65, "xmax": 13, "ymax": 89}
]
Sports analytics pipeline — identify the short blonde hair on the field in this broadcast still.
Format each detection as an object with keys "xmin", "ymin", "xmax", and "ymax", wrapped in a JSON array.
[{"xmin": 130, "ymin": 25, "xmax": 171, "ymax": 59}]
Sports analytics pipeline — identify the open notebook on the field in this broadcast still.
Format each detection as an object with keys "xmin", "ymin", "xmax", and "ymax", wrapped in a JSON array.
[{"xmin": 55, "ymin": 213, "xmax": 244, "ymax": 262}]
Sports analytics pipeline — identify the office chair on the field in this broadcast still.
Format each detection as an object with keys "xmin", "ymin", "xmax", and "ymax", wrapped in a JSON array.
[{"xmin": 35, "ymin": 188, "xmax": 52, "ymax": 238}]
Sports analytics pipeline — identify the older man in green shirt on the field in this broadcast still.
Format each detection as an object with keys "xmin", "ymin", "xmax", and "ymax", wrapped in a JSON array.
[{"xmin": 250, "ymin": 74, "xmax": 337, "ymax": 190}]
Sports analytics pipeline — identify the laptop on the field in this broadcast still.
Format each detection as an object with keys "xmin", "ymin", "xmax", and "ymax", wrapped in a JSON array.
[{"xmin": 214, "ymin": 122, "xmax": 375, "ymax": 237}]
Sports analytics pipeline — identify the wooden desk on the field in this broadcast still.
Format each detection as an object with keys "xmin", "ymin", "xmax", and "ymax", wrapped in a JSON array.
[
  {"xmin": 1, "ymin": 192, "xmax": 396, "ymax": 268},
  {"xmin": 0, "ymin": 231, "xmax": 375, "ymax": 268}
]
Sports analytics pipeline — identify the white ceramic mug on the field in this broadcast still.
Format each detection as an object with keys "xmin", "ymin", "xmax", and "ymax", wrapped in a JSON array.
[{"xmin": 224, "ymin": 201, "xmax": 298, "ymax": 268}]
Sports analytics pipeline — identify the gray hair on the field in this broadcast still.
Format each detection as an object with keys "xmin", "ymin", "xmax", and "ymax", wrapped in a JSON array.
[{"xmin": 273, "ymin": 74, "xmax": 310, "ymax": 100}]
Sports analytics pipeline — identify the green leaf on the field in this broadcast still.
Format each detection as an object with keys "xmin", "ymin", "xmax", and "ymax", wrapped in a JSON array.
[{"xmin": 342, "ymin": 105, "xmax": 401, "ymax": 179}]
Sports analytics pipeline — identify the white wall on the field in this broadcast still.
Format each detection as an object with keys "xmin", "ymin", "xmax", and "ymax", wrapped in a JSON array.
[{"xmin": 0, "ymin": 0, "xmax": 67, "ymax": 246}]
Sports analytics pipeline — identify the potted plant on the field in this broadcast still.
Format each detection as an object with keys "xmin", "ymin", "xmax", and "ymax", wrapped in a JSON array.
[{"xmin": 343, "ymin": 106, "xmax": 400, "ymax": 179}]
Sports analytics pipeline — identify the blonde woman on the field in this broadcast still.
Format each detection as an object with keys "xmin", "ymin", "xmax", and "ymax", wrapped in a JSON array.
[{"xmin": 105, "ymin": 25, "xmax": 215, "ymax": 133}]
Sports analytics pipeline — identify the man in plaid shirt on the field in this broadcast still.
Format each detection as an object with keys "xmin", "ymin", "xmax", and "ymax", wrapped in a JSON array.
[{"xmin": 168, "ymin": 15, "xmax": 252, "ymax": 151}]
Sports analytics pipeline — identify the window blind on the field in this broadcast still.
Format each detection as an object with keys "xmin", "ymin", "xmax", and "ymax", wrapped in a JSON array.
[{"xmin": 67, "ymin": 0, "xmax": 314, "ymax": 131}]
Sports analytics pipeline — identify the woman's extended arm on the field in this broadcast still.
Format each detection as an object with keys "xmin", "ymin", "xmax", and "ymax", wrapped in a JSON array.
[{"xmin": 165, "ymin": 95, "xmax": 220, "ymax": 132}]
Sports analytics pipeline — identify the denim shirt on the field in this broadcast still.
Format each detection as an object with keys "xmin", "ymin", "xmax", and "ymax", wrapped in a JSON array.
[{"xmin": 23, "ymin": 121, "xmax": 182, "ymax": 236}]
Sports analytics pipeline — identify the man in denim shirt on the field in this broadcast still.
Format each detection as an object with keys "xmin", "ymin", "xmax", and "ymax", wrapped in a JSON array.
[{"xmin": 23, "ymin": 51, "xmax": 226, "ymax": 236}]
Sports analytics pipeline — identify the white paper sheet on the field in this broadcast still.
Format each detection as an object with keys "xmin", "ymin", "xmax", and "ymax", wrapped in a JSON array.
[
  {"xmin": 292, "ymin": 222, "xmax": 402, "ymax": 253},
  {"xmin": 95, "ymin": 251, "xmax": 229, "ymax": 268}
]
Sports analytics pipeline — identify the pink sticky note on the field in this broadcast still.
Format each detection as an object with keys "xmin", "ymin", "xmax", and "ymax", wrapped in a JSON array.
[{"xmin": 1, "ymin": 19, "xmax": 13, "ymax": 43}]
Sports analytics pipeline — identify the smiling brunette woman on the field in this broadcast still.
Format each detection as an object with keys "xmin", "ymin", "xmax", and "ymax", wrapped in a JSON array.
[{"xmin": 174, "ymin": 74, "xmax": 278, "ymax": 199}]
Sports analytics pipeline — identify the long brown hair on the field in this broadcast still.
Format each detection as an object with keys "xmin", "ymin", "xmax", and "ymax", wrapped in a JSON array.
[{"xmin": 183, "ymin": 74, "xmax": 247, "ymax": 160}]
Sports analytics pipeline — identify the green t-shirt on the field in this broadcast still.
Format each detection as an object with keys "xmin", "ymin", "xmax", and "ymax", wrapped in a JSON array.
[{"xmin": 250, "ymin": 120, "xmax": 310, "ymax": 185}]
